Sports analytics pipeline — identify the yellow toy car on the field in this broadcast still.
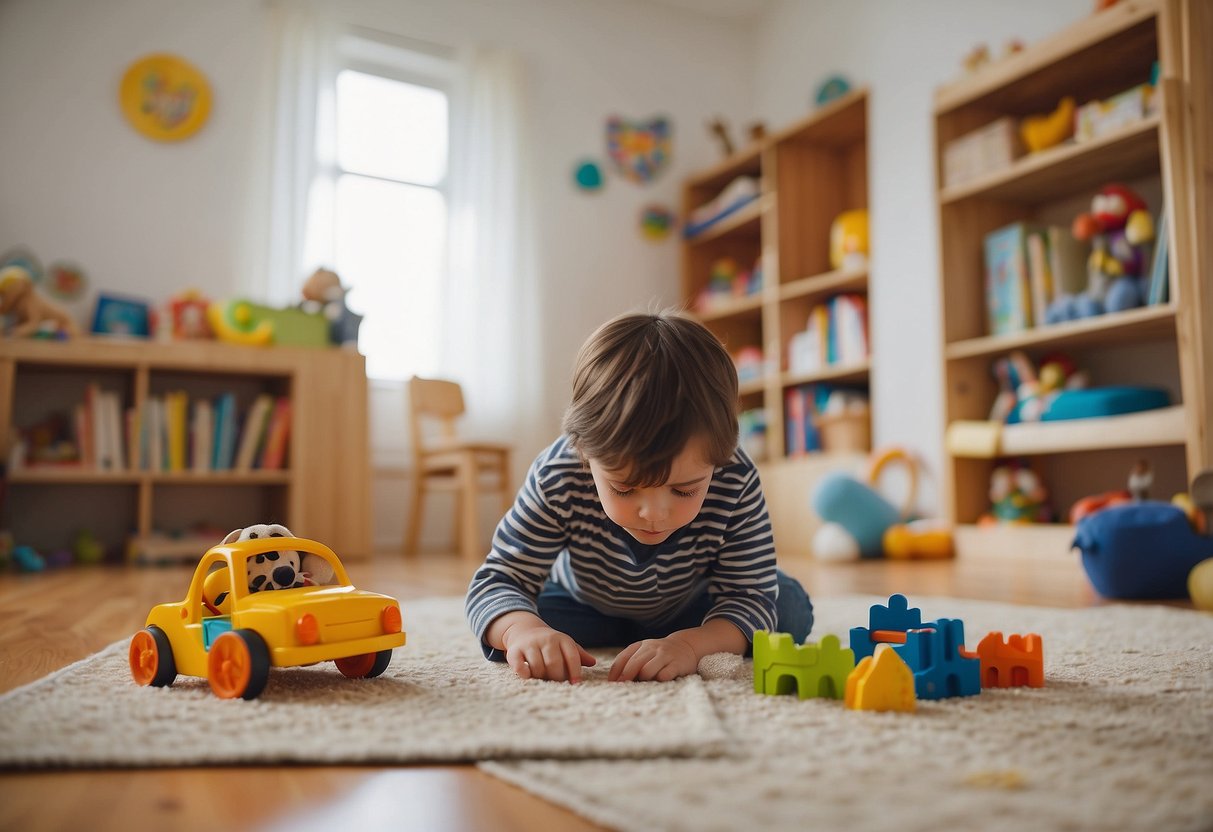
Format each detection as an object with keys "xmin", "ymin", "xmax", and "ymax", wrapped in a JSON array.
[{"xmin": 128, "ymin": 536, "xmax": 406, "ymax": 699}]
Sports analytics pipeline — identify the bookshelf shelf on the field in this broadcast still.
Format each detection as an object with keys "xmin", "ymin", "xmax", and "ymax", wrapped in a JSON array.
[
  {"xmin": 934, "ymin": 0, "xmax": 1212, "ymax": 561},
  {"xmin": 738, "ymin": 377, "xmax": 767, "ymax": 397},
  {"xmin": 686, "ymin": 197, "xmax": 765, "ymax": 245},
  {"xmin": 781, "ymin": 361, "xmax": 871, "ymax": 388},
  {"xmin": 944, "ymin": 304, "xmax": 1176, "ymax": 360},
  {"xmin": 948, "ymin": 404, "xmax": 1186, "ymax": 458},
  {"xmin": 0, "ymin": 337, "xmax": 371, "ymax": 559},
  {"xmin": 697, "ymin": 294, "xmax": 764, "ymax": 322},
  {"xmin": 939, "ymin": 115, "xmax": 1160, "ymax": 205},
  {"xmin": 780, "ymin": 268, "xmax": 868, "ymax": 302}
]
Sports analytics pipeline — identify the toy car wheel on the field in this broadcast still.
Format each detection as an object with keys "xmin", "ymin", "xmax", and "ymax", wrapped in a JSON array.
[
  {"xmin": 335, "ymin": 649, "xmax": 392, "ymax": 679},
  {"xmin": 129, "ymin": 626, "xmax": 177, "ymax": 687},
  {"xmin": 207, "ymin": 630, "xmax": 271, "ymax": 700}
]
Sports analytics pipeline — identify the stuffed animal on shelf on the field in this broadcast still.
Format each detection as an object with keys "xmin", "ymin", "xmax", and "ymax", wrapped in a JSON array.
[
  {"xmin": 0, "ymin": 264, "xmax": 80, "ymax": 338},
  {"xmin": 1060, "ymin": 184, "xmax": 1154, "ymax": 318},
  {"xmin": 986, "ymin": 462, "xmax": 1051, "ymax": 524},
  {"xmin": 202, "ymin": 523, "xmax": 336, "ymax": 615},
  {"xmin": 300, "ymin": 268, "xmax": 362, "ymax": 347},
  {"xmin": 1020, "ymin": 97, "xmax": 1075, "ymax": 153}
]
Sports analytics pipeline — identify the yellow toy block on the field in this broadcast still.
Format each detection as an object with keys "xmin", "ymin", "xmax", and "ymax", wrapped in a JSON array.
[{"xmin": 844, "ymin": 643, "xmax": 917, "ymax": 713}]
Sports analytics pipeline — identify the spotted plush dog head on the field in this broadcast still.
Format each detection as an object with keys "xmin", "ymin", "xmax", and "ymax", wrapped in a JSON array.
[{"xmin": 222, "ymin": 523, "xmax": 313, "ymax": 593}]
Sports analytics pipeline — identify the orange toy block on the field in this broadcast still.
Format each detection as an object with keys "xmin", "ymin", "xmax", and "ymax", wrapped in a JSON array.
[
  {"xmin": 974, "ymin": 631, "xmax": 1044, "ymax": 688},
  {"xmin": 844, "ymin": 644, "xmax": 917, "ymax": 713}
]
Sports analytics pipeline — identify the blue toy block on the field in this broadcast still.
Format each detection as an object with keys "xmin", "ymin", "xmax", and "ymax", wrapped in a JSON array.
[
  {"xmin": 849, "ymin": 594, "xmax": 924, "ymax": 661},
  {"xmin": 898, "ymin": 619, "xmax": 981, "ymax": 700}
]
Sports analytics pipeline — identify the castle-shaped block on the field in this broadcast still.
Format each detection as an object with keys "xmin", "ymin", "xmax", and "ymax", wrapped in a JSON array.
[
  {"xmin": 753, "ymin": 631, "xmax": 855, "ymax": 700},
  {"xmin": 974, "ymin": 631, "xmax": 1045, "ymax": 688}
]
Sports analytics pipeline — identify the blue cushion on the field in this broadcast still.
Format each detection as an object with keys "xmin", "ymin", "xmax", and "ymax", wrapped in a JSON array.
[
  {"xmin": 1073, "ymin": 502, "xmax": 1213, "ymax": 599},
  {"xmin": 1009, "ymin": 386, "xmax": 1169, "ymax": 424}
]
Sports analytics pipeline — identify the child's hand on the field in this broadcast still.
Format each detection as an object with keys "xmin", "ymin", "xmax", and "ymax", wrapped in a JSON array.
[
  {"xmin": 608, "ymin": 635, "xmax": 699, "ymax": 682},
  {"xmin": 502, "ymin": 621, "xmax": 597, "ymax": 683}
]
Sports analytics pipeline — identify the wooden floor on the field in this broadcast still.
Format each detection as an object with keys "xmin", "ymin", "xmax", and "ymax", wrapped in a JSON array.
[{"xmin": 0, "ymin": 550, "xmax": 1104, "ymax": 832}]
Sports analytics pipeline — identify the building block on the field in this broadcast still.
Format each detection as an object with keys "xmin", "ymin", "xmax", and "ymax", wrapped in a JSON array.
[
  {"xmin": 896, "ymin": 618, "xmax": 981, "ymax": 700},
  {"xmin": 849, "ymin": 593, "xmax": 925, "ymax": 661},
  {"xmin": 753, "ymin": 631, "xmax": 855, "ymax": 700},
  {"xmin": 844, "ymin": 644, "xmax": 917, "ymax": 712},
  {"xmin": 973, "ymin": 631, "xmax": 1045, "ymax": 688}
]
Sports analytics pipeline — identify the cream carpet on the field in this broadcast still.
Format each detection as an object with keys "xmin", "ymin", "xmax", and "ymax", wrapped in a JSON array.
[
  {"xmin": 0, "ymin": 598, "xmax": 725, "ymax": 767},
  {"xmin": 482, "ymin": 596, "xmax": 1213, "ymax": 832}
]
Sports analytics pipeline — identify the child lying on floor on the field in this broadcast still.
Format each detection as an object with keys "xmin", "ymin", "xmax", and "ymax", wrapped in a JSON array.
[{"xmin": 465, "ymin": 310, "xmax": 814, "ymax": 683}]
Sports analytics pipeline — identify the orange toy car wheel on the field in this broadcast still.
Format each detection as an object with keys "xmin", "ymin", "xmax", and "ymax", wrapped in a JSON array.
[
  {"xmin": 335, "ymin": 649, "xmax": 392, "ymax": 679},
  {"xmin": 207, "ymin": 630, "xmax": 271, "ymax": 700},
  {"xmin": 129, "ymin": 626, "xmax": 177, "ymax": 687}
]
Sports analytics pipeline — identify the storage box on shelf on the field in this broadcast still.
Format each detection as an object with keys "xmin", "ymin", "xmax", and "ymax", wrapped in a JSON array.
[
  {"xmin": 0, "ymin": 337, "xmax": 371, "ymax": 562},
  {"xmin": 934, "ymin": 0, "xmax": 1211, "ymax": 559},
  {"xmin": 681, "ymin": 90, "xmax": 872, "ymax": 555}
]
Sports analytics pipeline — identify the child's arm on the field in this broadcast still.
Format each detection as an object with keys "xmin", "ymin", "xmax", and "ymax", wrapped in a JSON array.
[
  {"xmin": 607, "ymin": 618, "xmax": 746, "ymax": 682},
  {"xmin": 485, "ymin": 610, "xmax": 597, "ymax": 683}
]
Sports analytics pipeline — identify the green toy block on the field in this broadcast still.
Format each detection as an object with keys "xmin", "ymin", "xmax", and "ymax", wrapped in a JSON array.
[
  {"xmin": 753, "ymin": 631, "xmax": 856, "ymax": 700},
  {"xmin": 249, "ymin": 304, "xmax": 330, "ymax": 347}
]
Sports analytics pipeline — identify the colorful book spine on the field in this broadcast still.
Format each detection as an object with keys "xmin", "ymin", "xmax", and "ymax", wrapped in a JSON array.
[{"xmin": 259, "ymin": 397, "xmax": 292, "ymax": 470}]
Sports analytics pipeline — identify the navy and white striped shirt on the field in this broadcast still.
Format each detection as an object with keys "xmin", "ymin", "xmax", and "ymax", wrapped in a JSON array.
[{"xmin": 465, "ymin": 435, "xmax": 778, "ymax": 650}]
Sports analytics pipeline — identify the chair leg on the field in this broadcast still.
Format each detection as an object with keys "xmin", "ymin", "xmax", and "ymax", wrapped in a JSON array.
[
  {"xmin": 404, "ymin": 473, "xmax": 425, "ymax": 557},
  {"xmin": 459, "ymin": 454, "xmax": 482, "ymax": 561}
]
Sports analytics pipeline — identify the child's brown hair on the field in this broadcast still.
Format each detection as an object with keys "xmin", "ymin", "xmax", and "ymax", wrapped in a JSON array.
[{"xmin": 562, "ymin": 311, "xmax": 739, "ymax": 486}]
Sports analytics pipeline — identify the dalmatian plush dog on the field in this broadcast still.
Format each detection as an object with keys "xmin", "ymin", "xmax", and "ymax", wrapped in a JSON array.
[{"xmin": 222, "ymin": 523, "xmax": 335, "ymax": 593}]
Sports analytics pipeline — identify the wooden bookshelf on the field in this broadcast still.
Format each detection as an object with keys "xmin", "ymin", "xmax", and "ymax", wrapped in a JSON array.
[
  {"xmin": 681, "ymin": 88, "xmax": 872, "ymax": 466},
  {"xmin": 933, "ymin": 0, "xmax": 1212, "ymax": 559},
  {"xmin": 0, "ymin": 337, "xmax": 371, "ymax": 560}
]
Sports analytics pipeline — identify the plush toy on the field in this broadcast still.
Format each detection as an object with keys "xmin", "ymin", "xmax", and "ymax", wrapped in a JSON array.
[
  {"xmin": 986, "ymin": 462, "xmax": 1051, "ymax": 523},
  {"xmin": 0, "ymin": 265, "xmax": 80, "ymax": 338},
  {"xmin": 1049, "ymin": 184, "xmax": 1154, "ymax": 321},
  {"xmin": 829, "ymin": 210, "xmax": 869, "ymax": 271},
  {"xmin": 300, "ymin": 268, "xmax": 362, "ymax": 347},
  {"xmin": 1019, "ymin": 96, "xmax": 1075, "ymax": 153},
  {"xmin": 202, "ymin": 523, "xmax": 336, "ymax": 615}
]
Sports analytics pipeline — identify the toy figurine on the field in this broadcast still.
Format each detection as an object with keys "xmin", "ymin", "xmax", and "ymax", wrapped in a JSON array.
[
  {"xmin": 987, "ymin": 461, "xmax": 1050, "ymax": 523},
  {"xmin": 1020, "ymin": 97, "xmax": 1075, "ymax": 153},
  {"xmin": 706, "ymin": 116, "xmax": 735, "ymax": 157},
  {"xmin": 829, "ymin": 210, "xmax": 869, "ymax": 271},
  {"xmin": 0, "ymin": 265, "xmax": 79, "ymax": 338},
  {"xmin": 1067, "ymin": 184, "xmax": 1154, "ymax": 316},
  {"xmin": 300, "ymin": 268, "xmax": 362, "ymax": 347}
]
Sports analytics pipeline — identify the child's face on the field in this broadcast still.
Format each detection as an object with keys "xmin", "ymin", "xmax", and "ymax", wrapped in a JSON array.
[{"xmin": 588, "ymin": 437, "xmax": 714, "ymax": 546}]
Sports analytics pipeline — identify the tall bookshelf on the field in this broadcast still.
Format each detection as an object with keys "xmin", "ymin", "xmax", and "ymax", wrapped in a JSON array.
[
  {"xmin": 0, "ymin": 337, "xmax": 372, "ymax": 560},
  {"xmin": 933, "ymin": 0, "xmax": 1212, "ymax": 558},
  {"xmin": 681, "ymin": 90, "xmax": 872, "ymax": 554}
]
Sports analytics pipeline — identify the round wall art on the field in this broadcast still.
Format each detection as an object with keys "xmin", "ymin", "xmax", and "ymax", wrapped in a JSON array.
[{"xmin": 120, "ymin": 53, "xmax": 212, "ymax": 141}]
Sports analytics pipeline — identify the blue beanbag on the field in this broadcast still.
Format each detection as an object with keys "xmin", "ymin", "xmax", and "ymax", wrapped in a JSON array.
[
  {"xmin": 1009, "ymin": 386, "xmax": 1170, "ymax": 424},
  {"xmin": 1072, "ymin": 502, "xmax": 1213, "ymax": 599}
]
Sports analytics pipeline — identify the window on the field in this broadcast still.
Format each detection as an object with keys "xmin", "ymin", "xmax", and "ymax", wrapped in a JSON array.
[{"xmin": 330, "ymin": 43, "xmax": 451, "ymax": 381}]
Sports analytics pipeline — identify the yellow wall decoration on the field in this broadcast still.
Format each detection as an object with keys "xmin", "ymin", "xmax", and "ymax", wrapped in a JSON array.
[{"xmin": 119, "ymin": 53, "xmax": 212, "ymax": 142}]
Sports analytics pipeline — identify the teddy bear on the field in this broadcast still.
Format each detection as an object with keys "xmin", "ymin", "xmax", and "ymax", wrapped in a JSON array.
[
  {"xmin": 202, "ymin": 523, "xmax": 335, "ymax": 615},
  {"xmin": 0, "ymin": 264, "xmax": 80, "ymax": 338},
  {"xmin": 300, "ymin": 268, "xmax": 362, "ymax": 347}
]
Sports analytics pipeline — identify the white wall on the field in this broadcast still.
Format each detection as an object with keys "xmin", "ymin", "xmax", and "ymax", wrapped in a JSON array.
[
  {"xmin": 751, "ymin": 0, "xmax": 1090, "ymax": 514},
  {"xmin": 0, "ymin": 0, "xmax": 756, "ymax": 551}
]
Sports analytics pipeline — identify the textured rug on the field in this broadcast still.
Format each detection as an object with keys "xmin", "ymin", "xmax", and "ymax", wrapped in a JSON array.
[
  {"xmin": 0, "ymin": 598, "xmax": 725, "ymax": 768},
  {"xmin": 482, "ymin": 596, "xmax": 1213, "ymax": 832}
]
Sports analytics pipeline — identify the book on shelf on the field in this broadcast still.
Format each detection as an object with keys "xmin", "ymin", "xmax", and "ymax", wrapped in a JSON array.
[
  {"xmin": 1147, "ymin": 209, "xmax": 1169, "ymax": 305},
  {"xmin": 165, "ymin": 390, "xmax": 189, "ymax": 472},
  {"xmin": 258, "ymin": 396, "xmax": 292, "ymax": 470},
  {"xmin": 1025, "ymin": 230, "xmax": 1054, "ymax": 325},
  {"xmin": 783, "ymin": 384, "xmax": 830, "ymax": 457},
  {"xmin": 234, "ymin": 393, "xmax": 274, "ymax": 471},
  {"xmin": 984, "ymin": 221, "xmax": 1043, "ymax": 334},
  {"xmin": 1047, "ymin": 225, "xmax": 1089, "ymax": 298},
  {"xmin": 212, "ymin": 392, "xmax": 237, "ymax": 470},
  {"xmin": 191, "ymin": 398, "xmax": 214, "ymax": 473},
  {"xmin": 787, "ymin": 295, "xmax": 868, "ymax": 374}
]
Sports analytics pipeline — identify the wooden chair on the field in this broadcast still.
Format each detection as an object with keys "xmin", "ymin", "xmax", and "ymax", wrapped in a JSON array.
[{"xmin": 405, "ymin": 376, "xmax": 513, "ymax": 560}]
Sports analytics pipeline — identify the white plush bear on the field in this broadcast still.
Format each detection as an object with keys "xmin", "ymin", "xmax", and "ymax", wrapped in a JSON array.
[{"xmin": 222, "ymin": 523, "xmax": 336, "ymax": 592}]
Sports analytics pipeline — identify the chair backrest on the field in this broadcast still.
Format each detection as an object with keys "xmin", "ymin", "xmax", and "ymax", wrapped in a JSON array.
[{"xmin": 408, "ymin": 376, "xmax": 465, "ymax": 454}]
